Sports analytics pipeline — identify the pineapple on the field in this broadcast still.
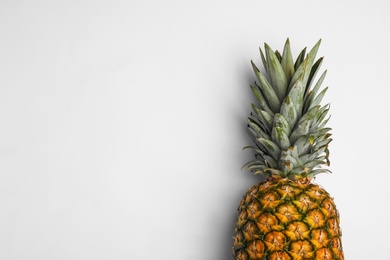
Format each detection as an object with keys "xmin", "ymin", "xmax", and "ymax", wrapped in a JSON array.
[{"xmin": 233, "ymin": 39, "xmax": 343, "ymax": 260}]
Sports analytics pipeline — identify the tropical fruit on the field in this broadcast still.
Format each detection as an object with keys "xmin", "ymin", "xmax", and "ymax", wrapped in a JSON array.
[{"xmin": 233, "ymin": 39, "xmax": 343, "ymax": 260}]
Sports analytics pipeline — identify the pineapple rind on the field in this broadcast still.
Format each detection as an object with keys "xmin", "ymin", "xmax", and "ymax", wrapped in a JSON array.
[{"xmin": 233, "ymin": 178, "xmax": 344, "ymax": 259}]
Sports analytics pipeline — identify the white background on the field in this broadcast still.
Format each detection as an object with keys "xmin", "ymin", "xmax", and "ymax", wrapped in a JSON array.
[{"xmin": 0, "ymin": 1, "xmax": 389, "ymax": 259}]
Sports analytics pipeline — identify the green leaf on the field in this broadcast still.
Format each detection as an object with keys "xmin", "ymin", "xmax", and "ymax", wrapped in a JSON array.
[
  {"xmin": 279, "ymin": 146, "xmax": 302, "ymax": 173},
  {"xmin": 303, "ymin": 70, "xmax": 327, "ymax": 113},
  {"xmin": 280, "ymin": 96, "xmax": 298, "ymax": 129},
  {"xmin": 289, "ymin": 39, "xmax": 322, "ymax": 96},
  {"xmin": 288, "ymin": 166, "xmax": 311, "ymax": 176},
  {"xmin": 305, "ymin": 57, "xmax": 323, "ymax": 96},
  {"xmin": 248, "ymin": 117, "xmax": 271, "ymax": 139},
  {"xmin": 251, "ymin": 61, "xmax": 281, "ymax": 112},
  {"xmin": 294, "ymin": 135, "xmax": 313, "ymax": 156},
  {"xmin": 265, "ymin": 43, "xmax": 288, "ymax": 101},
  {"xmin": 289, "ymin": 119, "xmax": 311, "ymax": 144},
  {"xmin": 300, "ymin": 146, "xmax": 327, "ymax": 164},
  {"xmin": 296, "ymin": 105, "xmax": 319, "ymax": 127},
  {"xmin": 282, "ymin": 154, "xmax": 302, "ymax": 168},
  {"xmin": 294, "ymin": 47, "xmax": 307, "ymax": 70},
  {"xmin": 247, "ymin": 164, "xmax": 268, "ymax": 172},
  {"xmin": 314, "ymin": 132, "xmax": 332, "ymax": 143},
  {"xmin": 243, "ymin": 145, "xmax": 263, "ymax": 154},
  {"xmin": 281, "ymin": 38, "xmax": 295, "ymax": 83},
  {"xmin": 308, "ymin": 87, "xmax": 328, "ymax": 111},
  {"xmin": 241, "ymin": 159, "xmax": 263, "ymax": 170},
  {"xmin": 272, "ymin": 127, "xmax": 291, "ymax": 150},
  {"xmin": 273, "ymin": 113, "xmax": 292, "ymax": 136},
  {"xmin": 288, "ymin": 41, "xmax": 322, "ymax": 118},
  {"xmin": 274, "ymin": 50, "xmax": 282, "ymax": 61},
  {"xmin": 303, "ymin": 160, "xmax": 326, "ymax": 169},
  {"xmin": 259, "ymin": 47, "xmax": 268, "ymax": 75},
  {"xmin": 311, "ymin": 104, "xmax": 330, "ymax": 130},
  {"xmin": 258, "ymin": 138, "xmax": 281, "ymax": 161},
  {"xmin": 311, "ymin": 127, "xmax": 332, "ymax": 140},
  {"xmin": 318, "ymin": 115, "xmax": 331, "ymax": 130},
  {"xmin": 250, "ymin": 84, "xmax": 274, "ymax": 116},
  {"xmin": 308, "ymin": 169, "xmax": 331, "ymax": 177},
  {"xmin": 313, "ymin": 138, "xmax": 332, "ymax": 152},
  {"xmin": 258, "ymin": 109, "xmax": 274, "ymax": 128},
  {"xmin": 251, "ymin": 104, "xmax": 272, "ymax": 133},
  {"xmin": 264, "ymin": 155, "xmax": 278, "ymax": 168},
  {"xmin": 264, "ymin": 168, "xmax": 283, "ymax": 176},
  {"xmin": 287, "ymin": 73, "xmax": 306, "ymax": 118},
  {"xmin": 325, "ymin": 147, "xmax": 330, "ymax": 166}
]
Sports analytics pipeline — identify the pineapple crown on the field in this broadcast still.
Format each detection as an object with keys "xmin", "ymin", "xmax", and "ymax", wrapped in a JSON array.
[{"xmin": 243, "ymin": 39, "xmax": 332, "ymax": 179}]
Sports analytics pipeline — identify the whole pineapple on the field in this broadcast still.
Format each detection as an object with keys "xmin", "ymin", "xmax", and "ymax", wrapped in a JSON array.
[{"xmin": 233, "ymin": 39, "xmax": 343, "ymax": 260}]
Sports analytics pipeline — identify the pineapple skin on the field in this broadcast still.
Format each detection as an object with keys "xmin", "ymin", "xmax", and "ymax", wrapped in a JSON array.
[{"xmin": 233, "ymin": 176, "xmax": 343, "ymax": 260}]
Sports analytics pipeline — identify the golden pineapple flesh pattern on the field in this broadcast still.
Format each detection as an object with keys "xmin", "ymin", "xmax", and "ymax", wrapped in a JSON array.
[{"xmin": 233, "ymin": 39, "xmax": 343, "ymax": 259}]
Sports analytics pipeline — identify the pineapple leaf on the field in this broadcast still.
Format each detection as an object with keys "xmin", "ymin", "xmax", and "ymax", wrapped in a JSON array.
[
  {"xmin": 294, "ymin": 47, "xmax": 307, "ymax": 70},
  {"xmin": 253, "ymin": 105, "xmax": 273, "ymax": 133},
  {"xmin": 303, "ymin": 160, "xmax": 327, "ymax": 169},
  {"xmin": 305, "ymin": 57, "xmax": 323, "ymax": 95},
  {"xmin": 273, "ymin": 113, "xmax": 292, "ymax": 136},
  {"xmin": 289, "ymin": 166, "xmax": 311, "ymax": 176},
  {"xmin": 280, "ymin": 96, "xmax": 298, "ymax": 129},
  {"xmin": 287, "ymin": 73, "xmax": 306, "ymax": 118},
  {"xmin": 303, "ymin": 70, "xmax": 327, "ymax": 113},
  {"xmin": 294, "ymin": 135, "xmax": 313, "ymax": 156},
  {"xmin": 318, "ymin": 115, "xmax": 331, "ymax": 130},
  {"xmin": 248, "ymin": 117, "xmax": 271, "ymax": 139},
  {"xmin": 308, "ymin": 168, "xmax": 332, "ymax": 177},
  {"xmin": 282, "ymin": 154, "xmax": 303, "ymax": 168},
  {"xmin": 251, "ymin": 104, "xmax": 272, "ymax": 133},
  {"xmin": 281, "ymin": 38, "xmax": 295, "ymax": 83},
  {"xmin": 289, "ymin": 119, "xmax": 311, "ymax": 144},
  {"xmin": 300, "ymin": 147, "xmax": 327, "ymax": 165},
  {"xmin": 264, "ymin": 168, "xmax": 283, "ymax": 176},
  {"xmin": 325, "ymin": 147, "xmax": 331, "ymax": 166},
  {"xmin": 280, "ymin": 146, "xmax": 302, "ymax": 172},
  {"xmin": 251, "ymin": 61, "xmax": 281, "ymax": 112},
  {"xmin": 296, "ymin": 105, "xmax": 319, "ymax": 127},
  {"xmin": 241, "ymin": 159, "xmax": 263, "ymax": 170},
  {"xmin": 258, "ymin": 138, "xmax": 281, "ymax": 161},
  {"xmin": 259, "ymin": 47, "xmax": 268, "ymax": 75},
  {"xmin": 308, "ymin": 87, "xmax": 329, "ymax": 111},
  {"xmin": 264, "ymin": 43, "xmax": 288, "ymax": 101},
  {"xmin": 311, "ymin": 104, "xmax": 330, "ymax": 130},
  {"xmin": 272, "ymin": 127, "xmax": 291, "ymax": 150},
  {"xmin": 288, "ymin": 40, "xmax": 322, "ymax": 118},
  {"xmin": 258, "ymin": 109, "xmax": 274, "ymax": 128},
  {"xmin": 250, "ymin": 84, "xmax": 274, "ymax": 116},
  {"xmin": 244, "ymin": 39, "xmax": 332, "ymax": 178},
  {"xmin": 311, "ymin": 127, "xmax": 332, "ymax": 139},
  {"xmin": 274, "ymin": 50, "xmax": 282, "ymax": 61},
  {"xmin": 312, "ymin": 138, "xmax": 332, "ymax": 152},
  {"xmin": 247, "ymin": 164, "xmax": 268, "ymax": 172},
  {"xmin": 290, "ymin": 40, "xmax": 321, "ymax": 88},
  {"xmin": 264, "ymin": 155, "xmax": 278, "ymax": 168}
]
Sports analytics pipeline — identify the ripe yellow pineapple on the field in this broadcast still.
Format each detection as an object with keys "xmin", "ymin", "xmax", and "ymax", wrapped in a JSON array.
[{"xmin": 233, "ymin": 39, "xmax": 343, "ymax": 260}]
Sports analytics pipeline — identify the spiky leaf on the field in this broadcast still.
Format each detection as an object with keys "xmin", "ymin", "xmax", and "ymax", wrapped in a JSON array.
[
  {"xmin": 272, "ymin": 127, "xmax": 291, "ymax": 150},
  {"xmin": 250, "ymin": 84, "xmax": 274, "ymax": 116},
  {"xmin": 264, "ymin": 43, "xmax": 288, "ymax": 101},
  {"xmin": 281, "ymin": 38, "xmax": 295, "ymax": 82},
  {"xmin": 251, "ymin": 61, "xmax": 281, "ymax": 112},
  {"xmin": 257, "ymin": 138, "xmax": 281, "ymax": 161},
  {"xmin": 280, "ymin": 96, "xmax": 298, "ymax": 129}
]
